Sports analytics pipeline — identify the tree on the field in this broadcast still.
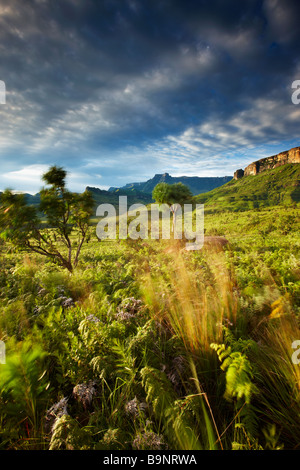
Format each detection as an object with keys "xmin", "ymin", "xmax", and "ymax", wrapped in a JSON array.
[
  {"xmin": 0, "ymin": 166, "xmax": 94, "ymax": 272},
  {"xmin": 152, "ymin": 182, "xmax": 194, "ymax": 233}
]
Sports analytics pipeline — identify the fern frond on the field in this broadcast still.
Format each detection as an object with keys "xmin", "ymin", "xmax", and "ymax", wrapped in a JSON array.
[
  {"xmin": 111, "ymin": 338, "xmax": 137, "ymax": 382},
  {"xmin": 210, "ymin": 335, "xmax": 260, "ymax": 441},
  {"xmin": 140, "ymin": 366, "xmax": 174, "ymax": 416},
  {"xmin": 140, "ymin": 366, "xmax": 202, "ymax": 450},
  {"xmin": 222, "ymin": 351, "xmax": 257, "ymax": 404}
]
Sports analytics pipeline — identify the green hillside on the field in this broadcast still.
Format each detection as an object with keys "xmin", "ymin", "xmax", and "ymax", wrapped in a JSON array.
[
  {"xmin": 195, "ymin": 163, "xmax": 300, "ymax": 212},
  {"xmin": 86, "ymin": 186, "xmax": 153, "ymax": 208}
]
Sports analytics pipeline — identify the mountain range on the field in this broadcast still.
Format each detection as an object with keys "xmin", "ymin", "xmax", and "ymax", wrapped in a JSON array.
[
  {"xmin": 0, "ymin": 173, "xmax": 233, "ymax": 207},
  {"xmin": 1, "ymin": 145, "xmax": 299, "ymax": 212},
  {"xmin": 108, "ymin": 172, "xmax": 232, "ymax": 195}
]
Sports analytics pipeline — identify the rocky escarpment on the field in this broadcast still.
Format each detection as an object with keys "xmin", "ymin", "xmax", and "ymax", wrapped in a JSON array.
[{"xmin": 234, "ymin": 146, "xmax": 300, "ymax": 180}]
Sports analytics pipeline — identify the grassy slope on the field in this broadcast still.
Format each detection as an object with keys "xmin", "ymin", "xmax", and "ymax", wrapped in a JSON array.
[
  {"xmin": 195, "ymin": 164, "xmax": 300, "ymax": 212},
  {"xmin": 1, "ymin": 165, "xmax": 300, "ymax": 451},
  {"xmin": 1, "ymin": 206, "xmax": 299, "ymax": 450}
]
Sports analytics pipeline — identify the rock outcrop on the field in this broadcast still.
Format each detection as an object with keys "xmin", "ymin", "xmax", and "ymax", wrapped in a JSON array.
[
  {"xmin": 234, "ymin": 169, "xmax": 244, "ymax": 180},
  {"xmin": 235, "ymin": 146, "xmax": 300, "ymax": 179}
]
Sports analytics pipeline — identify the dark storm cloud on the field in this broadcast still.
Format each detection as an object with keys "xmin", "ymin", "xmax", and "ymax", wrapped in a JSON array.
[{"xmin": 0, "ymin": 0, "xmax": 299, "ymax": 192}]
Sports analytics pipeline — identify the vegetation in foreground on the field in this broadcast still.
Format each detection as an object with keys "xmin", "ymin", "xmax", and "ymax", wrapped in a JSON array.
[{"xmin": 0, "ymin": 200, "xmax": 299, "ymax": 450}]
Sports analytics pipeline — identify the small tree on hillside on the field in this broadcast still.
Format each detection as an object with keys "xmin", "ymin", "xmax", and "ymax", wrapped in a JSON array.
[
  {"xmin": 0, "ymin": 166, "xmax": 94, "ymax": 272},
  {"xmin": 152, "ymin": 182, "xmax": 194, "ymax": 233}
]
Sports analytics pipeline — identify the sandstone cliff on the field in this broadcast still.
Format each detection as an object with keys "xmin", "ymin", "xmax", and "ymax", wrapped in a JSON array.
[{"xmin": 234, "ymin": 146, "xmax": 300, "ymax": 179}]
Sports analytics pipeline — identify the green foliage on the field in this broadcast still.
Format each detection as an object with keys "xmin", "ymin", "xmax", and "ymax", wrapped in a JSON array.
[
  {"xmin": 0, "ymin": 190, "xmax": 39, "ymax": 245},
  {"xmin": 49, "ymin": 414, "xmax": 91, "ymax": 450},
  {"xmin": 0, "ymin": 343, "xmax": 50, "ymax": 447},
  {"xmin": 211, "ymin": 333, "xmax": 259, "ymax": 405},
  {"xmin": 0, "ymin": 193, "xmax": 299, "ymax": 450},
  {"xmin": 152, "ymin": 182, "xmax": 194, "ymax": 208},
  {"xmin": 0, "ymin": 166, "xmax": 94, "ymax": 272},
  {"xmin": 140, "ymin": 366, "xmax": 203, "ymax": 450},
  {"xmin": 211, "ymin": 331, "xmax": 260, "ymax": 447}
]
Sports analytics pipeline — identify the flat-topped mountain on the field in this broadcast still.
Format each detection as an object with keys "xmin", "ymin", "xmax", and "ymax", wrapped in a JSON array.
[
  {"xmin": 234, "ymin": 146, "xmax": 300, "ymax": 179},
  {"xmin": 109, "ymin": 173, "xmax": 232, "ymax": 196}
]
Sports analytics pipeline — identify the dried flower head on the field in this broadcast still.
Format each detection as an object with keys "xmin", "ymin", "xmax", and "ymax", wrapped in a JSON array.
[
  {"xmin": 86, "ymin": 314, "xmax": 101, "ymax": 323},
  {"xmin": 44, "ymin": 397, "xmax": 69, "ymax": 434},
  {"xmin": 125, "ymin": 396, "xmax": 147, "ymax": 418},
  {"xmin": 116, "ymin": 297, "xmax": 143, "ymax": 322},
  {"xmin": 60, "ymin": 296, "xmax": 75, "ymax": 308},
  {"xmin": 73, "ymin": 381, "xmax": 97, "ymax": 409}
]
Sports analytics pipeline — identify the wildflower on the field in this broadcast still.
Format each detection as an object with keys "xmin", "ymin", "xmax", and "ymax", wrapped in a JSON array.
[
  {"xmin": 116, "ymin": 297, "xmax": 143, "ymax": 321},
  {"xmin": 59, "ymin": 296, "xmax": 75, "ymax": 308},
  {"xmin": 125, "ymin": 396, "xmax": 147, "ymax": 418},
  {"xmin": 116, "ymin": 310, "xmax": 135, "ymax": 321},
  {"xmin": 86, "ymin": 314, "xmax": 101, "ymax": 323},
  {"xmin": 73, "ymin": 380, "xmax": 97, "ymax": 409}
]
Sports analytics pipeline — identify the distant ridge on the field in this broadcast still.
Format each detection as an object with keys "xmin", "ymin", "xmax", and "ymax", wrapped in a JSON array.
[
  {"xmin": 85, "ymin": 186, "xmax": 153, "ymax": 207},
  {"xmin": 109, "ymin": 173, "xmax": 232, "ymax": 196}
]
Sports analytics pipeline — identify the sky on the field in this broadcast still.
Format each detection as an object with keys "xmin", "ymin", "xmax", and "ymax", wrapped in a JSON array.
[{"xmin": 0, "ymin": 0, "xmax": 300, "ymax": 194}]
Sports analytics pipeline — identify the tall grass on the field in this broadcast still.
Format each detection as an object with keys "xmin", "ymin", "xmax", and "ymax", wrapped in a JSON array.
[
  {"xmin": 252, "ymin": 311, "xmax": 300, "ymax": 447},
  {"xmin": 139, "ymin": 237, "xmax": 300, "ymax": 449},
  {"xmin": 139, "ymin": 243, "xmax": 241, "ymax": 449},
  {"xmin": 0, "ymin": 204, "xmax": 299, "ymax": 450},
  {"xmin": 141, "ymin": 245, "xmax": 238, "ymax": 355}
]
